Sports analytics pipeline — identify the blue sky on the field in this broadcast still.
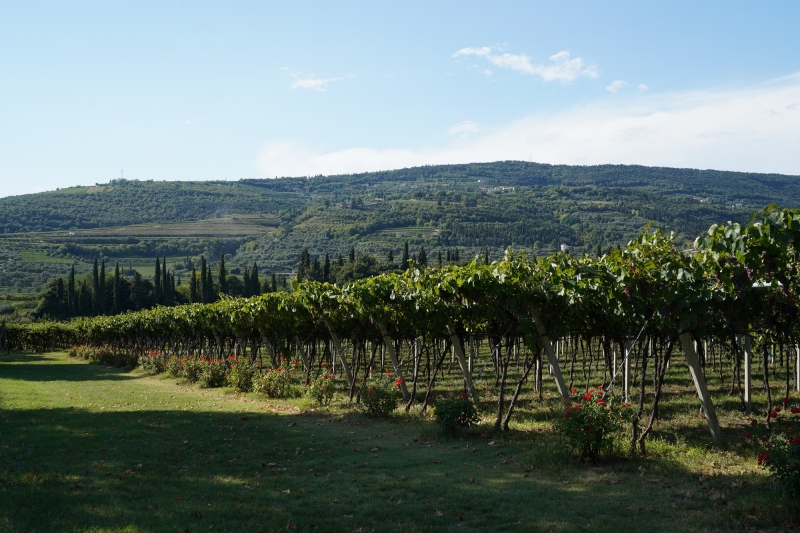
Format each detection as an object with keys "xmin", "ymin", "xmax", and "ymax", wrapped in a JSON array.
[{"xmin": 1, "ymin": 1, "xmax": 799, "ymax": 198}]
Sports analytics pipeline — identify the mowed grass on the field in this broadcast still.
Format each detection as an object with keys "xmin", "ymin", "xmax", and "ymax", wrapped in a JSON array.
[{"xmin": 0, "ymin": 351, "xmax": 797, "ymax": 532}]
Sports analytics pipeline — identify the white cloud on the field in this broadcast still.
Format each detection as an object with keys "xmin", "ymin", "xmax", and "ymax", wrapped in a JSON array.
[
  {"xmin": 638, "ymin": 84, "xmax": 649, "ymax": 91},
  {"xmin": 606, "ymin": 80, "xmax": 629, "ymax": 93},
  {"xmin": 452, "ymin": 47, "xmax": 599, "ymax": 83},
  {"xmin": 257, "ymin": 74, "xmax": 800, "ymax": 178},
  {"xmin": 447, "ymin": 120, "xmax": 480, "ymax": 134},
  {"xmin": 291, "ymin": 76, "xmax": 343, "ymax": 91}
]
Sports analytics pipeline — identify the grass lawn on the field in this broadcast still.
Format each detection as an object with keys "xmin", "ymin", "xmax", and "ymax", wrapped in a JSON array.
[{"xmin": 0, "ymin": 350, "xmax": 797, "ymax": 532}]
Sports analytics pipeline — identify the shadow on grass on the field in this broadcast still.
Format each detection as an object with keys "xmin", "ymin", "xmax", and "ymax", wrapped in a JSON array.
[
  {"xmin": 2, "ymin": 404, "xmax": 797, "ymax": 533},
  {"xmin": 0, "ymin": 352, "xmax": 140, "ymax": 383},
  {"xmin": 2, "ymin": 352, "xmax": 798, "ymax": 532}
]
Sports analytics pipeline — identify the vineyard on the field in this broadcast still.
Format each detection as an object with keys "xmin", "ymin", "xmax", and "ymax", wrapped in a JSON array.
[{"xmin": 6, "ymin": 206, "xmax": 800, "ymax": 452}]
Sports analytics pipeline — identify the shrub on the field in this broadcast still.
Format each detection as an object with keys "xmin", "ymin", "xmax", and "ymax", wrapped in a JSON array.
[
  {"xmin": 254, "ymin": 357, "xmax": 301, "ymax": 398},
  {"xmin": 139, "ymin": 350, "xmax": 167, "ymax": 374},
  {"xmin": 69, "ymin": 345, "xmax": 135, "ymax": 367},
  {"xmin": 554, "ymin": 386, "xmax": 634, "ymax": 459},
  {"xmin": 181, "ymin": 356, "xmax": 204, "ymax": 383},
  {"xmin": 360, "ymin": 370, "xmax": 402, "ymax": 418},
  {"xmin": 304, "ymin": 363, "xmax": 336, "ymax": 406},
  {"xmin": 748, "ymin": 398, "xmax": 800, "ymax": 496},
  {"xmin": 434, "ymin": 391, "xmax": 479, "ymax": 433},
  {"xmin": 198, "ymin": 358, "xmax": 227, "ymax": 388},
  {"xmin": 226, "ymin": 355, "xmax": 258, "ymax": 392},
  {"xmin": 165, "ymin": 355, "xmax": 183, "ymax": 377}
]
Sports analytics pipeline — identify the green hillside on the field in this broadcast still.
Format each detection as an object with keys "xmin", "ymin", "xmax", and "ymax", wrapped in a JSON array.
[{"xmin": 1, "ymin": 161, "xmax": 799, "ymax": 297}]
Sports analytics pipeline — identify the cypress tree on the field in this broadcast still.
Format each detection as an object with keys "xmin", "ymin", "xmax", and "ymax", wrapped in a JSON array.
[
  {"xmin": 190, "ymin": 266, "xmax": 198, "ymax": 303},
  {"xmin": 154, "ymin": 256, "xmax": 162, "ymax": 304},
  {"xmin": 243, "ymin": 267, "xmax": 251, "ymax": 297},
  {"xmin": 401, "ymin": 241, "xmax": 409, "ymax": 270},
  {"xmin": 251, "ymin": 263, "xmax": 260, "ymax": 295},
  {"xmin": 387, "ymin": 249, "xmax": 394, "ymax": 263},
  {"xmin": 200, "ymin": 256, "xmax": 208, "ymax": 303},
  {"xmin": 99, "ymin": 260, "xmax": 106, "ymax": 315},
  {"xmin": 79, "ymin": 280, "xmax": 92, "ymax": 316},
  {"xmin": 436, "ymin": 250, "xmax": 442, "ymax": 268},
  {"xmin": 446, "ymin": 249, "xmax": 451, "ymax": 262},
  {"xmin": 162, "ymin": 258, "xmax": 168, "ymax": 301},
  {"xmin": 297, "ymin": 249, "xmax": 310, "ymax": 281},
  {"xmin": 418, "ymin": 245, "xmax": 427, "ymax": 267},
  {"xmin": 271, "ymin": 272, "xmax": 277, "ymax": 293},
  {"xmin": 483, "ymin": 247, "xmax": 489, "ymax": 265},
  {"xmin": 113, "ymin": 262, "xmax": 121, "ymax": 314},
  {"xmin": 218, "ymin": 254, "xmax": 227, "ymax": 294},
  {"xmin": 92, "ymin": 258, "xmax": 101, "ymax": 316},
  {"xmin": 348, "ymin": 246, "xmax": 355, "ymax": 264},
  {"xmin": 323, "ymin": 253, "xmax": 330, "ymax": 282},
  {"xmin": 67, "ymin": 265, "xmax": 76, "ymax": 316},
  {"xmin": 454, "ymin": 248, "xmax": 460, "ymax": 262}
]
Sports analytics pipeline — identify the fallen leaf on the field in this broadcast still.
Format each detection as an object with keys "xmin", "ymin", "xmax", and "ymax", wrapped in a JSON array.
[
  {"xmin": 435, "ymin": 509, "xmax": 443, "ymax": 517},
  {"xmin": 281, "ymin": 489, "xmax": 291, "ymax": 494},
  {"xmin": 396, "ymin": 499, "xmax": 404, "ymax": 505}
]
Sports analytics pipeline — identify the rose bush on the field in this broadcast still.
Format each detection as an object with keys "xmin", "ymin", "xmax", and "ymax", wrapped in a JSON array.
[
  {"xmin": 253, "ymin": 357, "xmax": 301, "ymax": 398},
  {"xmin": 747, "ymin": 398, "xmax": 800, "ymax": 496},
  {"xmin": 226, "ymin": 355, "xmax": 258, "ymax": 392},
  {"xmin": 360, "ymin": 370, "xmax": 402, "ymax": 418},
  {"xmin": 434, "ymin": 390, "xmax": 479, "ymax": 434},
  {"xmin": 304, "ymin": 362, "xmax": 336, "ymax": 406},
  {"xmin": 555, "ymin": 386, "xmax": 634, "ymax": 459}
]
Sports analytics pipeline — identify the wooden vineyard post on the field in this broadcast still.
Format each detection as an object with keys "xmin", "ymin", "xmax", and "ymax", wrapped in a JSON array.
[
  {"xmin": 377, "ymin": 325, "xmax": 410, "ymax": 401},
  {"xmin": 794, "ymin": 344, "xmax": 800, "ymax": 393},
  {"xmin": 530, "ymin": 309, "xmax": 570, "ymax": 404},
  {"xmin": 680, "ymin": 331, "xmax": 724, "ymax": 446},
  {"xmin": 744, "ymin": 336, "xmax": 753, "ymax": 414},
  {"xmin": 444, "ymin": 319, "xmax": 475, "ymax": 395},
  {"xmin": 323, "ymin": 320, "xmax": 353, "ymax": 390},
  {"xmin": 624, "ymin": 339, "xmax": 633, "ymax": 403}
]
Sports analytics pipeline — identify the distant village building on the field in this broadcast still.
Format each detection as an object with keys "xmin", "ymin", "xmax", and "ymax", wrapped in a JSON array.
[{"xmin": 560, "ymin": 244, "xmax": 574, "ymax": 252}]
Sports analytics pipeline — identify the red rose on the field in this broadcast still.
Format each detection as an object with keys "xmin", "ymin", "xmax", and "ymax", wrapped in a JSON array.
[
  {"xmin": 783, "ymin": 397, "xmax": 789, "ymax": 405},
  {"xmin": 792, "ymin": 407, "xmax": 800, "ymax": 414}
]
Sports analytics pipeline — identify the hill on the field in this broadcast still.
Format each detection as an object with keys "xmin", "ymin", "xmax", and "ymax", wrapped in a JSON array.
[{"xmin": 1, "ymin": 160, "xmax": 799, "ymax": 297}]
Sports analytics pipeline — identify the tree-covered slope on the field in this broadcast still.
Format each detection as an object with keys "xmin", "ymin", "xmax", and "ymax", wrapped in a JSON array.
[{"xmin": 2, "ymin": 160, "xmax": 800, "ymax": 294}]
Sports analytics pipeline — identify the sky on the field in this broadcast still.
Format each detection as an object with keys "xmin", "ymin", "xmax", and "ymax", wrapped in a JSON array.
[{"xmin": 1, "ymin": 1, "xmax": 799, "ymax": 198}]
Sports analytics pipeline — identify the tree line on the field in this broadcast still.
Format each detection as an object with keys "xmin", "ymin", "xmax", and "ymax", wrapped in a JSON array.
[
  {"xmin": 33, "ymin": 254, "xmax": 284, "ymax": 320},
  {"xmin": 295, "ymin": 241, "xmax": 476, "ymax": 285}
]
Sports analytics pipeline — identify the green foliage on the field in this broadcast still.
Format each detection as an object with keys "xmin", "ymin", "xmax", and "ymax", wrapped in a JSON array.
[
  {"xmin": 303, "ymin": 363, "xmax": 336, "ymax": 406},
  {"xmin": 253, "ymin": 358, "xmax": 301, "ymax": 398},
  {"xmin": 433, "ymin": 391, "xmax": 479, "ymax": 434},
  {"xmin": 360, "ymin": 370, "xmax": 402, "ymax": 418},
  {"xmin": 67, "ymin": 344, "xmax": 136, "ymax": 367},
  {"xmin": 225, "ymin": 355, "xmax": 258, "ymax": 392},
  {"xmin": 198, "ymin": 358, "xmax": 227, "ymax": 388},
  {"xmin": 181, "ymin": 356, "xmax": 204, "ymax": 383},
  {"xmin": 165, "ymin": 355, "xmax": 183, "ymax": 377},
  {"xmin": 748, "ymin": 400, "xmax": 800, "ymax": 496},
  {"xmin": 139, "ymin": 350, "xmax": 167, "ymax": 374},
  {"xmin": 9, "ymin": 161, "xmax": 800, "ymax": 298},
  {"xmin": 555, "ymin": 388, "xmax": 635, "ymax": 459}
]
